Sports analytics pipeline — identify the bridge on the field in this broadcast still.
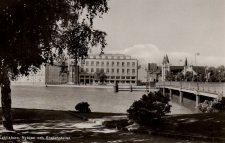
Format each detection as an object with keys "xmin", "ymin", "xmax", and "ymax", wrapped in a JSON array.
[{"xmin": 156, "ymin": 81, "xmax": 225, "ymax": 106}]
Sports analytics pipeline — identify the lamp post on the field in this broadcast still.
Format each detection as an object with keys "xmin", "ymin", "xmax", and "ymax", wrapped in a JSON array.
[
  {"xmin": 178, "ymin": 60, "xmax": 182, "ymax": 87},
  {"xmin": 144, "ymin": 67, "xmax": 149, "ymax": 83},
  {"xmin": 178, "ymin": 60, "xmax": 182, "ymax": 72},
  {"xmin": 195, "ymin": 53, "xmax": 200, "ymax": 90},
  {"xmin": 144, "ymin": 67, "xmax": 149, "ymax": 91}
]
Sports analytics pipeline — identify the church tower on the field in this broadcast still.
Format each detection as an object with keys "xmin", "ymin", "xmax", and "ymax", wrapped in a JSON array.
[{"xmin": 162, "ymin": 54, "xmax": 170, "ymax": 81}]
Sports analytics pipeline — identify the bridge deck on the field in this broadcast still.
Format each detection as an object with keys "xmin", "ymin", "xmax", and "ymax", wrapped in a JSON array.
[{"xmin": 157, "ymin": 85, "xmax": 223, "ymax": 98}]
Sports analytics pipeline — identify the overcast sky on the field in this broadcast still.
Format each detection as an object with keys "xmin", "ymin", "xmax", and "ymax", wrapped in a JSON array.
[{"xmin": 91, "ymin": 0, "xmax": 225, "ymax": 68}]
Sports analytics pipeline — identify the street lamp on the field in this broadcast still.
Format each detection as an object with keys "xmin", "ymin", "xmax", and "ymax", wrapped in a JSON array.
[
  {"xmin": 178, "ymin": 60, "xmax": 182, "ymax": 72},
  {"xmin": 195, "ymin": 53, "xmax": 200, "ymax": 90},
  {"xmin": 144, "ymin": 67, "xmax": 149, "ymax": 83},
  {"xmin": 144, "ymin": 67, "xmax": 149, "ymax": 91},
  {"xmin": 178, "ymin": 60, "xmax": 182, "ymax": 87}
]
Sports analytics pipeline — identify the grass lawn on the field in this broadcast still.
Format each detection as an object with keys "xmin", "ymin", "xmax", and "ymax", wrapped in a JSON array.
[
  {"xmin": 100, "ymin": 112, "xmax": 225, "ymax": 139},
  {"xmin": 0, "ymin": 108, "xmax": 195, "ymax": 143}
]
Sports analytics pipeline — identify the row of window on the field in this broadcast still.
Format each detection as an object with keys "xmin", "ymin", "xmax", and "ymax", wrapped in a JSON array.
[
  {"xmin": 80, "ymin": 75, "xmax": 136, "ymax": 80},
  {"xmin": 81, "ymin": 68, "xmax": 136, "ymax": 75},
  {"xmin": 85, "ymin": 61, "xmax": 136, "ymax": 67}
]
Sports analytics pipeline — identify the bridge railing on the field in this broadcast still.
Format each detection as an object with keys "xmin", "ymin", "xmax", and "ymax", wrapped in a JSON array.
[{"xmin": 156, "ymin": 81, "xmax": 225, "ymax": 95}]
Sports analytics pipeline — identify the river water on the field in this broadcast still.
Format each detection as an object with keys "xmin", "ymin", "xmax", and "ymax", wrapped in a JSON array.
[{"xmin": 10, "ymin": 85, "xmax": 194, "ymax": 114}]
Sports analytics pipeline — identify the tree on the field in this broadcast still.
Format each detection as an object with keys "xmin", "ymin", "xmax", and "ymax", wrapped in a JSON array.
[
  {"xmin": 0, "ymin": 0, "xmax": 108, "ymax": 130},
  {"xmin": 185, "ymin": 71, "xmax": 193, "ymax": 81},
  {"xmin": 127, "ymin": 91, "xmax": 171, "ymax": 125},
  {"xmin": 204, "ymin": 65, "xmax": 225, "ymax": 82},
  {"xmin": 176, "ymin": 72, "xmax": 184, "ymax": 81},
  {"xmin": 217, "ymin": 65, "xmax": 225, "ymax": 82},
  {"xmin": 94, "ymin": 69, "xmax": 107, "ymax": 84},
  {"xmin": 165, "ymin": 71, "xmax": 174, "ymax": 81},
  {"xmin": 198, "ymin": 73, "xmax": 206, "ymax": 82}
]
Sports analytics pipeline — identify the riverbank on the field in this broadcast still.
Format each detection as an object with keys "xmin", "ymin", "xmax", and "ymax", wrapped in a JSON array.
[
  {"xmin": 11, "ymin": 83, "xmax": 113, "ymax": 89},
  {"xmin": 71, "ymin": 111, "xmax": 225, "ymax": 142}
]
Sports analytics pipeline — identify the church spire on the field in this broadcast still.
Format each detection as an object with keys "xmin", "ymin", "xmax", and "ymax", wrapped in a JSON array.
[
  {"xmin": 162, "ymin": 54, "xmax": 170, "ymax": 65},
  {"xmin": 185, "ymin": 57, "xmax": 188, "ymax": 66},
  {"xmin": 166, "ymin": 54, "xmax": 169, "ymax": 64},
  {"xmin": 162, "ymin": 56, "xmax": 166, "ymax": 64}
]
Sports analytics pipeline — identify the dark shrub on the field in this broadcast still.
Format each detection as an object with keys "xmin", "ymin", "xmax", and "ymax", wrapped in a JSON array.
[
  {"xmin": 75, "ymin": 102, "xmax": 91, "ymax": 113},
  {"xmin": 197, "ymin": 95, "xmax": 225, "ymax": 113},
  {"xmin": 127, "ymin": 91, "xmax": 171, "ymax": 125}
]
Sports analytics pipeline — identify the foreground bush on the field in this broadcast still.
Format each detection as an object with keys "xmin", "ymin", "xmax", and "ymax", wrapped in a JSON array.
[
  {"xmin": 197, "ymin": 95, "xmax": 225, "ymax": 113},
  {"xmin": 75, "ymin": 102, "xmax": 91, "ymax": 113},
  {"xmin": 127, "ymin": 91, "xmax": 171, "ymax": 125}
]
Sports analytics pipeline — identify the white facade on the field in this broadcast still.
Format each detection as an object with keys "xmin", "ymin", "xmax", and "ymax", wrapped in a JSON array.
[
  {"xmin": 11, "ymin": 65, "xmax": 46, "ymax": 85},
  {"xmin": 77, "ymin": 54, "xmax": 138, "ymax": 85}
]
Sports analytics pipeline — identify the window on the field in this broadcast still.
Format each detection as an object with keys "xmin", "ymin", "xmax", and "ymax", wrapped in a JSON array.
[
  {"xmin": 93, "ymin": 56, "xmax": 96, "ymax": 59},
  {"xmin": 101, "ymin": 61, "xmax": 104, "ymax": 66},
  {"xmin": 86, "ymin": 61, "xmax": 89, "ymax": 66},
  {"xmin": 122, "ymin": 62, "xmax": 124, "ymax": 67},
  {"xmin": 86, "ymin": 68, "xmax": 89, "ymax": 72},
  {"xmin": 122, "ymin": 69, "xmax": 125, "ymax": 74},
  {"xmin": 127, "ymin": 62, "xmax": 130, "ymax": 67},
  {"xmin": 112, "ymin": 62, "xmax": 114, "ymax": 67},
  {"xmin": 91, "ymin": 61, "xmax": 94, "ymax": 66},
  {"xmin": 106, "ymin": 68, "xmax": 109, "ymax": 73},
  {"xmin": 111, "ymin": 69, "xmax": 114, "ymax": 73},
  {"xmin": 127, "ymin": 69, "xmax": 130, "ymax": 74},
  {"xmin": 117, "ymin": 62, "xmax": 119, "ymax": 67},
  {"xmin": 96, "ymin": 68, "xmax": 100, "ymax": 72},
  {"xmin": 106, "ymin": 61, "xmax": 109, "ymax": 66},
  {"xmin": 96, "ymin": 61, "xmax": 99, "ymax": 66},
  {"xmin": 132, "ymin": 62, "xmax": 135, "ymax": 67},
  {"xmin": 91, "ymin": 68, "xmax": 94, "ymax": 72},
  {"xmin": 105, "ymin": 56, "xmax": 108, "ymax": 59},
  {"xmin": 132, "ymin": 69, "xmax": 135, "ymax": 74},
  {"xmin": 117, "ymin": 69, "xmax": 119, "ymax": 74}
]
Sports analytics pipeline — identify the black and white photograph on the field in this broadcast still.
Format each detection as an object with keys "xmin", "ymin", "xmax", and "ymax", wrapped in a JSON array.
[{"xmin": 0, "ymin": 0, "xmax": 225, "ymax": 142}]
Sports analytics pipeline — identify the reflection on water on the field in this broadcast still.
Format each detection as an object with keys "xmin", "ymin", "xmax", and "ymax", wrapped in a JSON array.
[
  {"xmin": 10, "ymin": 85, "xmax": 195, "ymax": 114},
  {"xmin": 170, "ymin": 94, "xmax": 198, "ymax": 113}
]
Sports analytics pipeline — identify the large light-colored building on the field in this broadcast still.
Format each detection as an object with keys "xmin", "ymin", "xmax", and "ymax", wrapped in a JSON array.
[{"xmin": 68, "ymin": 54, "xmax": 139, "ymax": 85}]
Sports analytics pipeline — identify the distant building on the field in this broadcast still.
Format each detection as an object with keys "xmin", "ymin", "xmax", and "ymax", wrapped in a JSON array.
[
  {"xmin": 148, "ymin": 63, "xmax": 161, "ymax": 81},
  {"xmin": 11, "ymin": 65, "xmax": 46, "ymax": 85},
  {"xmin": 161, "ymin": 55, "xmax": 207, "ymax": 81},
  {"xmin": 161, "ymin": 54, "xmax": 170, "ymax": 81},
  {"xmin": 69, "ymin": 53, "xmax": 139, "ymax": 85},
  {"xmin": 45, "ymin": 63, "xmax": 68, "ymax": 84},
  {"xmin": 13, "ymin": 53, "xmax": 139, "ymax": 85}
]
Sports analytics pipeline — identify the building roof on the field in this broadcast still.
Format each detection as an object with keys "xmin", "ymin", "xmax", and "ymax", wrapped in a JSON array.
[
  {"xmin": 192, "ymin": 66, "xmax": 207, "ymax": 74},
  {"xmin": 170, "ymin": 66, "xmax": 183, "ymax": 71},
  {"xmin": 88, "ymin": 53, "xmax": 129, "ymax": 57}
]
